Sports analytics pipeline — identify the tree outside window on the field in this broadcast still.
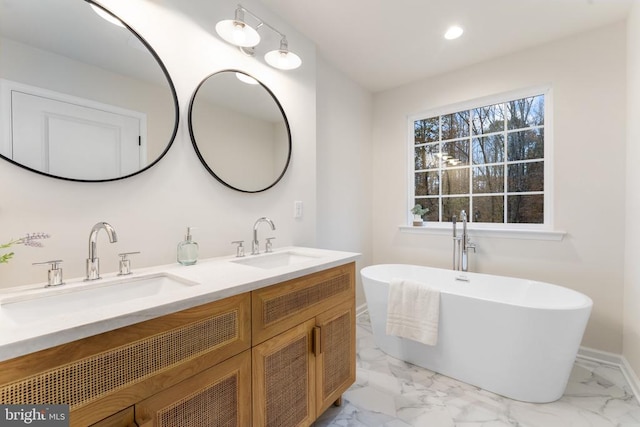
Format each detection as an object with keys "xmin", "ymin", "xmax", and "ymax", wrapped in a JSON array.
[{"xmin": 412, "ymin": 93, "xmax": 545, "ymax": 225}]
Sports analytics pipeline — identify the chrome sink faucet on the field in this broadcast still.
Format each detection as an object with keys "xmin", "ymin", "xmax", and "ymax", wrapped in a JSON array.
[
  {"xmin": 86, "ymin": 221, "xmax": 118, "ymax": 281},
  {"xmin": 252, "ymin": 217, "xmax": 276, "ymax": 255}
]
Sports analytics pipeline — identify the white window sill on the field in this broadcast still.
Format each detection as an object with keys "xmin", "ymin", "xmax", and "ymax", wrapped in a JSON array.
[{"xmin": 398, "ymin": 225, "xmax": 566, "ymax": 241}]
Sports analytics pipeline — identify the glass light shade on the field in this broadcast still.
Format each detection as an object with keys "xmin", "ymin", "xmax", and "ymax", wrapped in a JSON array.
[
  {"xmin": 264, "ymin": 49, "xmax": 302, "ymax": 70},
  {"xmin": 215, "ymin": 19, "xmax": 260, "ymax": 47},
  {"xmin": 90, "ymin": 4, "xmax": 125, "ymax": 28}
]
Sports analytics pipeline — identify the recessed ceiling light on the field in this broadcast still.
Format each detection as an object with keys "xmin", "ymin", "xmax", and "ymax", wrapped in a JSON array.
[{"xmin": 444, "ymin": 26, "xmax": 464, "ymax": 40}]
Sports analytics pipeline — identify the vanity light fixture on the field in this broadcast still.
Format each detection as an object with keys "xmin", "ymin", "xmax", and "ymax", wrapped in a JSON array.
[
  {"xmin": 216, "ymin": 4, "xmax": 302, "ymax": 71},
  {"xmin": 444, "ymin": 25, "xmax": 464, "ymax": 40},
  {"xmin": 90, "ymin": 4, "xmax": 125, "ymax": 28},
  {"xmin": 264, "ymin": 37, "xmax": 302, "ymax": 70},
  {"xmin": 215, "ymin": 6, "xmax": 260, "ymax": 47}
]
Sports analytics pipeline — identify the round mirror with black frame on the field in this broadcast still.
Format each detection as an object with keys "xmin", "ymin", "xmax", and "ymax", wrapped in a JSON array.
[
  {"xmin": 0, "ymin": 0, "xmax": 178, "ymax": 182},
  {"xmin": 188, "ymin": 70, "xmax": 291, "ymax": 193}
]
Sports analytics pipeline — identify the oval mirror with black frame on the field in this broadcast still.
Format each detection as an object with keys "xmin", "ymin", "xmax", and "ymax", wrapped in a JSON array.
[
  {"xmin": 188, "ymin": 70, "xmax": 291, "ymax": 193},
  {"xmin": 0, "ymin": 0, "xmax": 178, "ymax": 182}
]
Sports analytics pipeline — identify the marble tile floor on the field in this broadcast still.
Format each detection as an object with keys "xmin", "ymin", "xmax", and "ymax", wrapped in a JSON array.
[{"xmin": 313, "ymin": 312, "xmax": 640, "ymax": 427}]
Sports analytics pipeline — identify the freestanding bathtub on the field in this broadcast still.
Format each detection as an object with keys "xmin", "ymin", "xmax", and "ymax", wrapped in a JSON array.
[{"xmin": 361, "ymin": 264, "xmax": 593, "ymax": 403}]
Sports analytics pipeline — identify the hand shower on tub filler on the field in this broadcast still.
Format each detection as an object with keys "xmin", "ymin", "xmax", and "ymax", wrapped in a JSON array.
[{"xmin": 452, "ymin": 210, "xmax": 476, "ymax": 274}]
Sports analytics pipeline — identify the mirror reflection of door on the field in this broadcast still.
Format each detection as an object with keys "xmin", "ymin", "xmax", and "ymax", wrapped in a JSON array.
[
  {"xmin": 9, "ymin": 86, "xmax": 144, "ymax": 180},
  {"xmin": 0, "ymin": 0, "xmax": 178, "ymax": 181}
]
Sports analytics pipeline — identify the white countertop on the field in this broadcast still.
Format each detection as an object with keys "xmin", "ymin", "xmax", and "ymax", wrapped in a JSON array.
[{"xmin": 0, "ymin": 247, "xmax": 359, "ymax": 362}]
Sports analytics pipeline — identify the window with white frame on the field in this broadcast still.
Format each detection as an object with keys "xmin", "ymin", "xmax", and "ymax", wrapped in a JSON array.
[{"xmin": 411, "ymin": 90, "xmax": 549, "ymax": 226}]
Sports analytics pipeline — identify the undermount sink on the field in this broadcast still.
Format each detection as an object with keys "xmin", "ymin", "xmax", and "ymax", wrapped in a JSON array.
[
  {"xmin": 0, "ymin": 273, "xmax": 198, "ymax": 323},
  {"xmin": 231, "ymin": 250, "xmax": 320, "ymax": 269}
]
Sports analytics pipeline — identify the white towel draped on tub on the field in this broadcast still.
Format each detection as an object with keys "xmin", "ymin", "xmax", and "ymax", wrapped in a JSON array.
[{"xmin": 386, "ymin": 278, "xmax": 440, "ymax": 346}]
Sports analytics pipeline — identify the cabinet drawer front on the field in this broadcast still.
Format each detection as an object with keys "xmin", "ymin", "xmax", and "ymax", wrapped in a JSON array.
[
  {"xmin": 136, "ymin": 350, "xmax": 251, "ymax": 427},
  {"xmin": 0, "ymin": 293, "xmax": 251, "ymax": 426},
  {"xmin": 252, "ymin": 263, "xmax": 355, "ymax": 345}
]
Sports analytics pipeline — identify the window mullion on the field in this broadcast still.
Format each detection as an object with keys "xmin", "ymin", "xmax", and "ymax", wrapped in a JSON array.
[
  {"xmin": 499, "ymin": 102, "xmax": 506, "ymax": 224},
  {"xmin": 468, "ymin": 109, "xmax": 473, "ymax": 222},
  {"xmin": 438, "ymin": 116, "xmax": 443, "ymax": 221}
]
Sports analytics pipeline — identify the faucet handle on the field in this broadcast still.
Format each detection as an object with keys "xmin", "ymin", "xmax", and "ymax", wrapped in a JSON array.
[
  {"xmin": 117, "ymin": 251, "xmax": 140, "ymax": 276},
  {"xmin": 33, "ymin": 260, "xmax": 64, "ymax": 287},
  {"xmin": 265, "ymin": 237, "xmax": 275, "ymax": 253},
  {"xmin": 231, "ymin": 241, "xmax": 245, "ymax": 258},
  {"xmin": 466, "ymin": 242, "xmax": 477, "ymax": 253}
]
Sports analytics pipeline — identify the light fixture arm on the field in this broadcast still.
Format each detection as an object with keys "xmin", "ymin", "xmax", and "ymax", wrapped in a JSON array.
[
  {"xmin": 234, "ymin": 7, "xmax": 244, "ymax": 22},
  {"xmin": 236, "ymin": 4, "xmax": 287, "ymax": 41},
  {"xmin": 279, "ymin": 37, "xmax": 289, "ymax": 51}
]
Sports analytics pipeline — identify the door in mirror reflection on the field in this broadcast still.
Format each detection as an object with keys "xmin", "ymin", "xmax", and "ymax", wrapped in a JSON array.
[
  {"xmin": 9, "ymin": 84, "xmax": 143, "ymax": 179},
  {"xmin": 0, "ymin": 0, "xmax": 178, "ymax": 181},
  {"xmin": 188, "ymin": 71, "xmax": 291, "ymax": 193}
]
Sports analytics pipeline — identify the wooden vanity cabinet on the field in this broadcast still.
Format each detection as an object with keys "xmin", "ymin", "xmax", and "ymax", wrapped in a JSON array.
[
  {"xmin": 0, "ymin": 261, "xmax": 356, "ymax": 427},
  {"xmin": 0, "ymin": 292, "xmax": 251, "ymax": 427},
  {"xmin": 251, "ymin": 263, "xmax": 356, "ymax": 427}
]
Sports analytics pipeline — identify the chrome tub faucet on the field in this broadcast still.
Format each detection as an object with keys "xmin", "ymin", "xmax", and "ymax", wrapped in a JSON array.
[
  {"xmin": 452, "ymin": 210, "xmax": 476, "ymax": 272},
  {"xmin": 86, "ymin": 221, "xmax": 118, "ymax": 281}
]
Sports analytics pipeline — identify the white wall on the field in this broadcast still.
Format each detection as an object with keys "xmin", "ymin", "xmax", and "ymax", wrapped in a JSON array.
[
  {"xmin": 372, "ymin": 23, "xmax": 627, "ymax": 353},
  {"xmin": 0, "ymin": 0, "xmax": 318, "ymax": 287},
  {"xmin": 316, "ymin": 57, "xmax": 373, "ymax": 307},
  {"xmin": 625, "ymin": 2, "xmax": 640, "ymax": 376}
]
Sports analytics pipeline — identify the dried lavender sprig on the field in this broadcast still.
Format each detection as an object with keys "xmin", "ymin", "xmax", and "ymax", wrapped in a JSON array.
[
  {"xmin": 18, "ymin": 232, "xmax": 50, "ymax": 247},
  {"xmin": 1, "ymin": 233, "xmax": 50, "ymax": 249},
  {"xmin": 1, "ymin": 232, "xmax": 50, "ymax": 263},
  {"xmin": 25, "ymin": 232, "xmax": 50, "ymax": 240}
]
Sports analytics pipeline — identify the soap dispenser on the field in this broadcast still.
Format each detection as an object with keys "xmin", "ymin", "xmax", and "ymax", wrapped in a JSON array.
[{"xmin": 177, "ymin": 227, "xmax": 199, "ymax": 265}]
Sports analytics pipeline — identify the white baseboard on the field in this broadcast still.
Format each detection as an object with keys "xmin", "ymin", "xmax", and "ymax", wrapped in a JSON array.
[
  {"xmin": 577, "ymin": 346, "xmax": 623, "ymax": 366},
  {"xmin": 577, "ymin": 346, "xmax": 640, "ymax": 404},
  {"xmin": 622, "ymin": 357, "xmax": 640, "ymax": 404}
]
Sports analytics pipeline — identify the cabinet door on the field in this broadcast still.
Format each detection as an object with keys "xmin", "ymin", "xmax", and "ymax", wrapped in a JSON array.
[
  {"xmin": 315, "ymin": 300, "xmax": 356, "ymax": 416},
  {"xmin": 135, "ymin": 350, "xmax": 251, "ymax": 427},
  {"xmin": 252, "ymin": 319, "xmax": 316, "ymax": 427}
]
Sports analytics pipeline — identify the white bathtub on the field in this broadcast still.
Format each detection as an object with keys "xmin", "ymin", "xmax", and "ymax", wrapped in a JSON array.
[{"xmin": 361, "ymin": 264, "xmax": 593, "ymax": 403}]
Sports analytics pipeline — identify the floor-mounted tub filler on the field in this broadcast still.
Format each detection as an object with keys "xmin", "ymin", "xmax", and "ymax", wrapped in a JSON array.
[{"xmin": 361, "ymin": 264, "xmax": 593, "ymax": 403}]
